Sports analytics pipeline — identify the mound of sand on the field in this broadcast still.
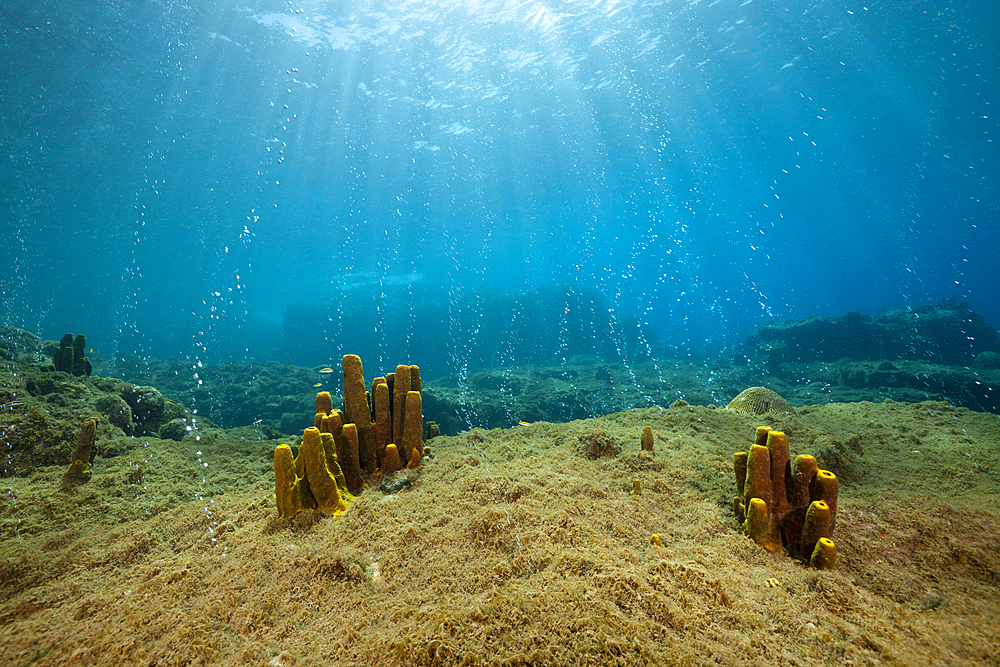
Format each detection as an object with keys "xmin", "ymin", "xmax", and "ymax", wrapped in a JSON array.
[{"xmin": 2, "ymin": 399, "xmax": 998, "ymax": 666}]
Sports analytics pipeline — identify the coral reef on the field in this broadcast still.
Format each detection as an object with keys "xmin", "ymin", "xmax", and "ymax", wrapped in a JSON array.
[
  {"xmin": 726, "ymin": 387, "xmax": 793, "ymax": 415},
  {"xmin": 52, "ymin": 333, "xmax": 92, "ymax": 377},
  {"xmin": 732, "ymin": 426, "xmax": 839, "ymax": 568}
]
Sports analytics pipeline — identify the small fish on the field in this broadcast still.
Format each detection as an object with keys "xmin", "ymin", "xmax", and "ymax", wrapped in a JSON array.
[
  {"xmin": 312, "ymin": 382, "xmax": 323, "ymax": 388},
  {"xmin": 252, "ymin": 419, "xmax": 264, "ymax": 425},
  {"xmin": 1, "ymin": 401, "xmax": 26, "ymax": 409},
  {"xmin": 517, "ymin": 421, "xmax": 533, "ymax": 426},
  {"xmin": 318, "ymin": 368, "xmax": 335, "ymax": 374},
  {"xmin": 266, "ymin": 401, "xmax": 280, "ymax": 406},
  {"xmin": 164, "ymin": 398, "xmax": 181, "ymax": 405}
]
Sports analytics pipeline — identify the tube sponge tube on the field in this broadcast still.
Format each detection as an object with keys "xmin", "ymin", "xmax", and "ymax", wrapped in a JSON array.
[
  {"xmin": 315, "ymin": 391, "xmax": 334, "ymax": 417},
  {"xmin": 801, "ymin": 499, "xmax": 831, "ymax": 558},
  {"xmin": 743, "ymin": 498, "xmax": 771, "ymax": 547},
  {"xmin": 373, "ymin": 379, "xmax": 392, "ymax": 465},
  {"xmin": 274, "ymin": 444, "xmax": 304, "ymax": 519},
  {"xmin": 342, "ymin": 355, "xmax": 377, "ymax": 473},
  {"xmin": 765, "ymin": 430, "xmax": 792, "ymax": 516},
  {"xmin": 382, "ymin": 443, "xmax": 403, "ymax": 475},
  {"xmin": 64, "ymin": 417, "xmax": 98, "ymax": 484},
  {"xmin": 641, "ymin": 425, "xmax": 654, "ymax": 452},
  {"xmin": 392, "ymin": 364, "xmax": 411, "ymax": 456},
  {"xmin": 811, "ymin": 470, "xmax": 839, "ymax": 533},
  {"xmin": 743, "ymin": 444, "xmax": 772, "ymax": 511},
  {"xmin": 402, "ymin": 390, "xmax": 424, "ymax": 469},
  {"xmin": 810, "ymin": 538, "xmax": 837, "ymax": 570},
  {"xmin": 340, "ymin": 423, "xmax": 365, "ymax": 494}
]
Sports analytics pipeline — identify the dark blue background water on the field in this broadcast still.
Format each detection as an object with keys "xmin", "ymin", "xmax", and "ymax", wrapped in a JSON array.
[{"xmin": 2, "ymin": 0, "xmax": 998, "ymax": 380}]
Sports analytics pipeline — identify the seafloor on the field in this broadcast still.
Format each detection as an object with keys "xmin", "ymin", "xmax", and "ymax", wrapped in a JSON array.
[{"xmin": 2, "ymin": 383, "xmax": 999, "ymax": 665}]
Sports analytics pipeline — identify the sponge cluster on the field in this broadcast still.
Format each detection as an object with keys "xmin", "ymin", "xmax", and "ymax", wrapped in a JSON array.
[{"xmin": 733, "ymin": 426, "xmax": 838, "ymax": 569}]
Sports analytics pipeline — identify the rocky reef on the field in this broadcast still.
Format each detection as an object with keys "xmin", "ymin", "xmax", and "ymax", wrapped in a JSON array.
[
  {"xmin": 2, "ymin": 298, "xmax": 998, "ymax": 483},
  {"xmin": 749, "ymin": 299, "xmax": 1000, "ymax": 366},
  {"xmin": 742, "ymin": 301, "xmax": 1000, "ymax": 414}
]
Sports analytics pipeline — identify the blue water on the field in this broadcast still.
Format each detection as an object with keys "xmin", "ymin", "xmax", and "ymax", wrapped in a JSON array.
[{"xmin": 1, "ymin": 0, "xmax": 997, "ymax": 380}]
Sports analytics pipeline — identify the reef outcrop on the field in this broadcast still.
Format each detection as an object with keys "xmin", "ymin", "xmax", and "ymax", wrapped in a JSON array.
[
  {"xmin": 749, "ymin": 300, "xmax": 1000, "ymax": 366},
  {"xmin": 733, "ymin": 426, "xmax": 839, "ymax": 569}
]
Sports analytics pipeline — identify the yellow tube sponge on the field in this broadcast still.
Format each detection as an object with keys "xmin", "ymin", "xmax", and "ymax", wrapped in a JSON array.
[
  {"xmin": 274, "ymin": 444, "xmax": 305, "ymax": 519},
  {"xmin": 765, "ymin": 430, "xmax": 792, "ymax": 516},
  {"xmin": 734, "ymin": 451, "xmax": 748, "ymax": 500},
  {"xmin": 63, "ymin": 417, "xmax": 98, "ymax": 484},
  {"xmin": 392, "ymin": 364, "xmax": 411, "ymax": 458},
  {"xmin": 809, "ymin": 538, "xmax": 837, "ymax": 570},
  {"xmin": 373, "ymin": 379, "xmax": 392, "ymax": 465},
  {"xmin": 811, "ymin": 470, "xmax": 839, "ymax": 533},
  {"xmin": 321, "ymin": 431, "xmax": 349, "ymax": 492},
  {"xmin": 53, "ymin": 333, "xmax": 93, "ymax": 377},
  {"xmin": 381, "ymin": 443, "xmax": 403, "ymax": 475},
  {"xmin": 792, "ymin": 455, "xmax": 819, "ymax": 508},
  {"xmin": 315, "ymin": 391, "xmax": 334, "ymax": 417},
  {"xmin": 53, "ymin": 333, "xmax": 75, "ymax": 373},
  {"xmin": 402, "ymin": 390, "xmax": 424, "ymax": 469},
  {"xmin": 340, "ymin": 423, "xmax": 365, "ymax": 494},
  {"xmin": 299, "ymin": 426, "xmax": 352, "ymax": 516},
  {"xmin": 641, "ymin": 425, "xmax": 654, "ymax": 452},
  {"xmin": 273, "ymin": 428, "xmax": 355, "ymax": 520},
  {"xmin": 743, "ymin": 498, "xmax": 771, "ymax": 551},
  {"xmin": 801, "ymin": 499, "xmax": 831, "ymax": 559},
  {"xmin": 733, "ymin": 426, "xmax": 844, "ymax": 568},
  {"xmin": 743, "ymin": 444, "xmax": 772, "ymax": 510},
  {"xmin": 342, "ymin": 354, "xmax": 377, "ymax": 473}
]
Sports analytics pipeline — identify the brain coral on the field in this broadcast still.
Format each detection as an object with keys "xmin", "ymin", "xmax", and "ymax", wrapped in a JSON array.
[{"xmin": 726, "ymin": 387, "xmax": 793, "ymax": 415}]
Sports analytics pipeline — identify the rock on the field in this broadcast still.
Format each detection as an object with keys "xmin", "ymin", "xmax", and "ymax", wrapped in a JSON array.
[
  {"xmin": 0, "ymin": 326, "xmax": 42, "ymax": 363},
  {"xmin": 120, "ymin": 385, "xmax": 166, "ymax": 435},
  {"xmin": 159, "ymin": 418, "xmax": 191, "ymax": 441},
  {"xmin": 972, "ymin": 351, "xmax": 1000, "ymax": 370},
  {"xmin": 94, "ymin": 394, "xmax": 135, "ymax": 435}
]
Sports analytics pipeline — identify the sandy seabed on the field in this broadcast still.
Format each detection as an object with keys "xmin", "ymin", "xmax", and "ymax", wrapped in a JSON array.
[{"xmin": 1, "ymin": 399, "xmax": 999, "ymax": 667}]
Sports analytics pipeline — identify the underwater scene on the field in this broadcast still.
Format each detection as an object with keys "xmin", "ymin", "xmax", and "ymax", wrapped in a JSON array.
[{"xmin": 1, "ymin": 0, "xmax": 998, "ymax": 664}]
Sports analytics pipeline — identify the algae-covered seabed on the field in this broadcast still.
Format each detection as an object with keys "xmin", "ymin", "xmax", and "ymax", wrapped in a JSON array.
[{"xmin": 2, "ymin": 400, "xmax": 999, "ymax": 666}]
